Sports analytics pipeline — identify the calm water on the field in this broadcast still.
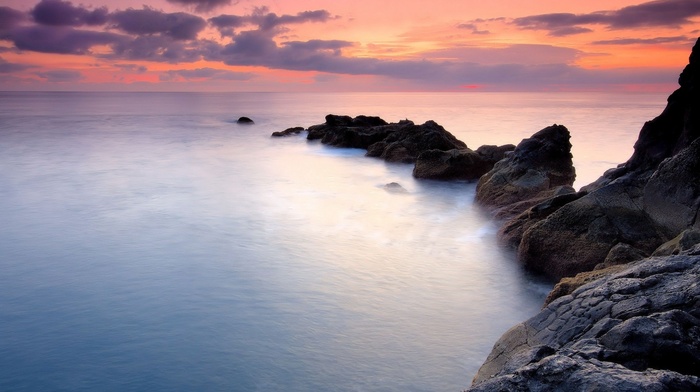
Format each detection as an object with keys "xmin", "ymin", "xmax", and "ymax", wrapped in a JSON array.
[{"xmin": 0, "ymin": 91, "xmax": 666, "ymax": 391}]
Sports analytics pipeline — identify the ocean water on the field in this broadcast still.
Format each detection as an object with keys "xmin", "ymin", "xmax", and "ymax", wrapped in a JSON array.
[{"xmin": 0, "ymin": 91, "xmax": 666, "ymax": 391}]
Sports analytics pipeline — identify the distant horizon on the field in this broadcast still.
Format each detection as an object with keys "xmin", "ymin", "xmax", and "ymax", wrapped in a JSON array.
[{"xmin": 0, "ymin": 0, "xmax": 698, "ymax": 92}]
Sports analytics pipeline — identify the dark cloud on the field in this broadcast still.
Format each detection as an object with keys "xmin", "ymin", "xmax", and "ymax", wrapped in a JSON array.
[
  {"xmin": 592, "ymin": 36, "xmax": 693, "ymax": 45},
  {"xmin": 31, "ymin": 0, "xmax": 108, "ymax": 26},
  {"xmin": 159, "ymin": 67, "xmax": 254, "ymax": 81},
  {"xmin": 166, "ymin": 0, "xmax": 234, "ymax": 13},
  {"xmin": 109, "ymin": 35, "xmax": 207, "ymax": 62},
  {"xmin": 0, "ymin": 6, "xmax": 27, "ymax": 32},
  {"xmin": 36, "ymin": 69, "xmax": 83, "ymax": 82},
  {"xmin": 0, "ymin": 57, "xmax": 33, "ymax": 73},
  {"xmin": 456, "ymin": 23, "xmax": 490, "ymax": 35},
  {"xmin": 114, "ymin": 63, "xmax": 148, "ymax": 73},
  {"xmin": 109, "ymin": 7, "xmax": 206, "ymax": 40},
  {"xmin": 514, "ymin": 0, "xmax": 700, "ymax": 36},
  {"xmin": 11, "ymin": 25, "xmax": 126, "ymax": 54},
  {"xmin": 252, "ymin": 8, "xmax": 334, "ymax": 31},
  {"xmin": 209, "ymin": 8, "xmax": 334, "ymax": 37}
]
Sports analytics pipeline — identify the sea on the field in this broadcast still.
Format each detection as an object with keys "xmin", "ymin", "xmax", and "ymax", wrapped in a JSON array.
[{"xmin": 0, "ymin": 91, "xmax": 667, "ymax": 391}]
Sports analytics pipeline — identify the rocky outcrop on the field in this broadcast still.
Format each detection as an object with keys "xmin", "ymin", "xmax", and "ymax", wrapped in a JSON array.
[
  {"xmin": 236, "ymin": 116, "xmax": 254, "ymax": 124},
  {"xmin": 468, "ymin": 250, "xmax": 700, "ymax": 391},
  {"xmin": 412, "ymin": 144, "xmax": 515, "ymax": 181},
  {"xmin": 475, "ymin": 124, "xmax": 576, "ymax": 218},
  {"xmin": 364, "ymin": 120, "xmax": 467, "ymax": 163},
  {"xmin": 484, "ymin": 38, "xmax": 700, "ymax": 281}
]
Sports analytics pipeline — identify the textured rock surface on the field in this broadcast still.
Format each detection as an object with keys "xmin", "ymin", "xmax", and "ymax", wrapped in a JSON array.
[
  {"xmin": 412, "ymin": 144, "xmax": 515, "ymax": 181},
  {"xmin": 475, "ymin": 124, "xmax": 576, "ymax": 212},
  {"xmin": 468, "ymin": 250, "xmax": 700, "ymax": 391},
  {"xmin": 271, "ymin": 126, "xmax": 305, "ymax": 137}
]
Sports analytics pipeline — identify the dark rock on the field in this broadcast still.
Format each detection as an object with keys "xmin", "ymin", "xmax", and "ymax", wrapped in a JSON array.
[
  {"xmin": 412, "ymin": 144, "xmax": 515, "ymax": 181},
  {"xmin": 582, "ymin": 38, "xmax": 700, "ymax": 192},
  {"xmin": 518, "ymin": 181, "xmax": 667, "ymax": 280},
  {"xmin": 468, "ymin": 251, "xmax": 700, "ymax": 391},
  {"xmin": 475, "ymin": 124, "xmax": 576, "ymax": 211},
  {"xmin": 653, "ymin": 228, "xmax": 700, "ymax": 256},
  {"xmin": 236, "ymin": 116, "xmax": 254, "ymax": 124},
  {"xmin": 365, "ymin": 120, "xmax": 467, "ymax": 163},
  {"xmin": 271, "ymin": 126, "xmax": 305, "ymax": 137}
]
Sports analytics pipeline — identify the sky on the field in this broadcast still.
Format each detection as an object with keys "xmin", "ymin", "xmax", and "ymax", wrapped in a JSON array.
[{"xmin": 0, "ymin": 0, "xmax": 698, "ymax": 92}]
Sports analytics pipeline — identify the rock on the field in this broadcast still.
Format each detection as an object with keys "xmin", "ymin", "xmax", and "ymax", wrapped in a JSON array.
[
  {"xmin": 236, "ymin": 116, "xmax": 254, "ymax": 124},
  {"xmin": 383, "ymin": 182, "xmax": 408, "ymax": 193},
  {"xmin": 475, "ymin": 124, "xmax": 576, "ymax": 211},
  {"xmin": 518, "ymin": 181, "xmax": 666, "ymax": 280},
  {"xmin": 271, "ymin": 126, "xmax": 305, "ymax": 137},
  {"xmin": 582, "ymin": 38, "xmax": 700, "ymax": 193},
  {"xmin": 365, "ymin": 120, "xmax": 466, "ymax": 163},
  {"xmin": 412, "ymin": 144, "xmax": 515, "ymax": 181},
  {"xmin": 468, "ymin": 251, "xmax": 700, "ymax": 391},
  {"xmin": 643, "ymin": 138, "xmax": 700, "ymax": 237},
  {"xmin": 304, "ymin": 115, "xmax": 466, "ymax": 163},
  {"xmin": 653, "ymin": 228, "xmax": 700, "ymax": 256}
]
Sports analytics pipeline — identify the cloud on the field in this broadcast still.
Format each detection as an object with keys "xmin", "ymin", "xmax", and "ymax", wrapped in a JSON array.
[
  {"xmin": 166, "ymin": 0, "xmax": 234, "ymax": 13},
  {"xmin": 109, "ymin": 7, "xmax": 206, "ymax": 40},
  {"xmin": 10, "ymin": 25, "xmax": 126, "ymax": 54},
  {"xmin": 109, "ymin": 35, "xmax": 209, "ymax": 63},
  {"xmin": 513, "ymin": 0, "xmax": 700, "ymax": 36},
  {"xmin": 423, "ymin": 44, "xmax": 583, "ymax": 65},
  {"xmin": 36, "ymin": 69, "xmax": 84, "ymax": 82},
  {"xmin": 209, "ymin": 8, "xmax": 334, "ymax": 37},
  {"xmin": 0, "ymin": 57, "xmax": 33, "ymax": 73},
  {"xmin": 0, "ymin": 6, "xmax": 27, "ymax": 31},
  {"xmin": 159, "ymin": 67, "xmax": 254, "ymax": 81},
  {"xmin": 114, "ymin": 63, "xmax": 147, "ymax": 73},
  {"xmin": 31, "ymin": 0, "xmax": 108, "ymax": 27},
  {"xmin": 592, "ymin": 36, "xmax": 693, "ymax": 45},
  {"xmin": 456, "ymin": 23, "xmax": 490, "ymax": 35}
]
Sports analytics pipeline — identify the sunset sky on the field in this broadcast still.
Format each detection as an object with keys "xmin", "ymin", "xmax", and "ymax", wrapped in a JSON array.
[{"xmin": 0, "ymin": 0, "xmax": 698, "ymax": 91}]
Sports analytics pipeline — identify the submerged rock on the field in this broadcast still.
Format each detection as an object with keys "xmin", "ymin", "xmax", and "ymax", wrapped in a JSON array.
[{"xmin": 271, "ymin": 126, "xmax": 305, "ymax": 137}]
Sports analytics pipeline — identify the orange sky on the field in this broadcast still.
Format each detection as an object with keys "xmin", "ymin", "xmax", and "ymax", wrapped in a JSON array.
[{"xmin": 0, "ymin": 0, "xmax": 698, "ymax": 91}]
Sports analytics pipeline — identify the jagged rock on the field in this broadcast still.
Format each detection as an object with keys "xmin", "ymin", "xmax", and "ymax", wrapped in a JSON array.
[
  {"xmin": 475, "ymin": 124, "xmax": 576, "ymax": 211},
  {"xmin": 468, "ymin": 251, "xmax": 700, "ymax": 391},
  {"xmin": 582, "ymin": 38, "xmax": 700, "ymax": 193},
  {"xmin": 412, "ymin": 144, "xmax": 514, "ymax": 181},
  {"xmin": 365, "ymin": 120, "xmax": 466, "ymax": 163},
  {"xmin": 643, "ymin": 138, "xmax": 700, "ymax": 237},
  {"xmin": 271, "ymin": 126, "xmax": 305, "ymax": 137}
]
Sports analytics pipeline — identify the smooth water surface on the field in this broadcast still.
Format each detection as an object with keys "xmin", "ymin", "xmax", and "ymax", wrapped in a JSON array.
[{"xmin": 0, "ymin": 91, "xmax": 666, "ymax": 391}]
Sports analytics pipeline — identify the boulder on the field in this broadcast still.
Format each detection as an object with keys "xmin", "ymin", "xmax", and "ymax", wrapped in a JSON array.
[
  {"xmin": 468, "ymin": 250, "xmax": 700, "ymax": 391},
  {"xmin": 653, "ymin": 228, "xmax": 700, "ymax": 256},
  {"xmin": 236, "ymin": 116, "xmax": 254, "ymax": 124},
  {"xmin": 412, "ymin": 144, "xmax": 515, "ymax": 181},
  {"xmin": 518, "ymin": 181, "xmax": 666, "ymax": 280},
  {"xmin": 475, "ymin": 124, "xmax": 576, "ymax": 211}
]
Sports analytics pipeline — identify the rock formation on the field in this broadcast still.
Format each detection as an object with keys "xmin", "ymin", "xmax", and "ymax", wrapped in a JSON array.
[
  {"xmin": 467, "ymin": 249, "xmax": 700, "ymax": 391},
  {"xmin": 468, "ymin": 37, "xmax": 700, "ymax": 391},
  {"xmin": 475, "ymin": 124, "xmax": 576, "ymax": 219},
  {"xmin": 412, "ymin": 144, "xmax": 515, "ymax": 181},
  {"xmin": 485, "ymin": 38, "xmax": 700, "ymax": 281},
  {"xmin": 236, "ymin": 116, "xmax": 254, "ymax": 124},
  {"xmin": 273, "ymin": 114, "xmax": 511, "ymax": 175}
]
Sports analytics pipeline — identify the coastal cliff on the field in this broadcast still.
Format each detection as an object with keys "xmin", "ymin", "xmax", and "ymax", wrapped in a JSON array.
[{"xmin": 467, "ymin": 38, "xmax": 700, "ymax": 391}]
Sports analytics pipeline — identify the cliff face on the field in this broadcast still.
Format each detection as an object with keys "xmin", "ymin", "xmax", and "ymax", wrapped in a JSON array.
[
  {"xmin": 468, "ymin": 38, "xmax": 700, "ymax": 391},
  {"xmin": 479, "ymin": 38, "xmax": 700, "ymax": 281}
]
